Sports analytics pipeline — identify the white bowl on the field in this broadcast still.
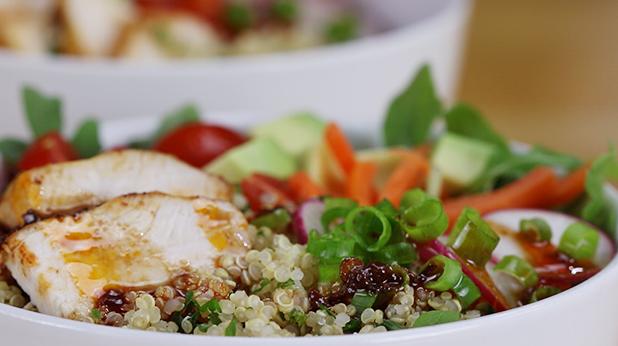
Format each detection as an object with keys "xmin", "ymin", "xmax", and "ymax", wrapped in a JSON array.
[
  {"xmin": 0, "ymin": 0, "xmax": 472, "ymax": 137},
  {"xmin": 1, "ymin": 112, "xmax": 618, "ymax": 345}
]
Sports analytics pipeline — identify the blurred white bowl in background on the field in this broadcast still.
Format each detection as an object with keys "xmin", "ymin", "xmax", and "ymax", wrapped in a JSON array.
[{"xmin": 0, "ymin": 0, "xmax": 472, "ymax": 137}]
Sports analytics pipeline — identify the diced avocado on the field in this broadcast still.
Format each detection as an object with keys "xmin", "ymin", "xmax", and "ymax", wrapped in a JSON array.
[
  {"xmin": 205, "ymin": 138, "xmax": 297, "ymax": 183},
  {"xmin": 251, "ymin": 113, "xmax": 326, "ymax": 159},
  {"xmin": 431, "ymin": 133, "xmax": 496, "ymax": 190}
]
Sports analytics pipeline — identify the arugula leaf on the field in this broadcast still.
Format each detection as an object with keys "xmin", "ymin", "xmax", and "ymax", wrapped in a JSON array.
[
  {"xmin": 471, "ymin": 146, "xmax": 582, "ymax": 191},
  {"xmin": 413, "ymin": 310, "xmax": 460, "ymax": 328},
  {"xmin": 72, "ymin": 119, "xmax": 101, "ymax": 158},
  {"xmin": 22, "ymin": 86, "xmax": 63, "ymax": 138},
  {"xmin": 153, "ymin": 104, "xmax": 200, "ymax": 141},
  {"xmin": 444, "ymin": 103, "xmax": 509, "ymax": 152},
  {"xmin": 383, "ymin": 65, "xmax": 442, "ymax": 147},
  {"xmin": 0, "ymin": 138, "xmax": 28, "ymax": 166},
  {"xmin": 581, "ymin": 150, "xmax": 618, "ymax": 237}
]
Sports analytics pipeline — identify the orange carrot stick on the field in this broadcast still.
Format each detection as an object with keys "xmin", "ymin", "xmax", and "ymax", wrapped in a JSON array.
[
  {"xmin": 544, "ymin": 165, "xmax": 589, "ymax": 207},
  {"xmin": 379, "ymin": 151, "xmax": 430, "ymax": 206},
  {"xmin": 346, "ymin": 162, "xmax": 378, "ymax": 205},
  {"xmin": 443, "ymin": 167, "xmax": 558, "ymax": 227},
  {"xmin": 287, "ymin": 171, "xmax": 324, "ymax": 202},
  {"xmin": 325, "ymin": 123, "xmax": 356, "ymax": 176}
]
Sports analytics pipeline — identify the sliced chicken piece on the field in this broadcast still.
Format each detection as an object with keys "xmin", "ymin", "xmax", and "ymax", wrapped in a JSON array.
[
  {"xmin": 0, "ymin": 0, "xmax": 56, "ymax": 54},
  {"xmin": 2, "ymin": 192, "xmax": 250, "ymax": 320},
  {"xmin": 59, "ymin": 0, "xmax": 135, "ymax": 56},
  {"xmin": 116, "ymin": 13, "xmax": 222, "ymax": 60},
  {"xmin": 0, "ymin": 150, "xmax": 232, "ymax": 229}
]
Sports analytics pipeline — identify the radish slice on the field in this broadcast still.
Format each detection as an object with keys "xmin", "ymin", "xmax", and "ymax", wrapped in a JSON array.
[
  {"xmin": 417, "ymin": 240, "xmax": 511, "ymax": 312},
  {"xmin": 293, "ymin": 199, "xmax": 325, "ymax": 244},
  {"xmin": 485, "ymin": 209, "xmax": 615, "ymax": 267}
]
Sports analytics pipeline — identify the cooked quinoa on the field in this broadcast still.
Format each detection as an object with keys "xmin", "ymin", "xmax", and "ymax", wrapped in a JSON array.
[{"xmin": 48, "ymin": 226, "xmax": 477, "ymax": 337}]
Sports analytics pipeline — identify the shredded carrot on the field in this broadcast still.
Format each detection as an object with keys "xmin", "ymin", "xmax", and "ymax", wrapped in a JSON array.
[
  {"xmin": 346, "ymin": 162, "xmax": 378, "ymax": 205},
  {"xmin": 443, "ymin": 167, "xmax": 557, "ymax": 227},
  {"xmin": 287, "ymin": 171, "xmax": 324, "ymax": 202},
  {"xmin": 325, "ymin": 123, "xmax": 356, "ymax": 176},
  {"xmin": 379, "ymin": 151, "xmax": 430, "ymax": 206},
  {"xmin": 544, "ymin": 164, "xmax": 589, "ymax": 207}
]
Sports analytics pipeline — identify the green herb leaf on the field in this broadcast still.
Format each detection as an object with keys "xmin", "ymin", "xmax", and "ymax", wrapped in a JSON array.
[
  {"xmin": 289, "ymin": 309, "xmax": 307, "ymax": 327},
  {"xmin": 22, "ymin": 86, "xmax": 63, "ymax": 138},
  {"xmin": 154, "ymin": 104, "xmax": 200, "ymax": 141},
  {"xmin": 251, "ymin": 278, "xmax": 272, "ymax": 294},
  {"xmin": 582, "ymin": 150, "xmax": 618, "ymax": 237},
  {"xmin": 383, "ymin": 65, "xmax": 442, "ymax": 147},
  {"xmin": 444, "ymin": 103, "xmax": 509, "ymax": 152},
  {"xmin": 251, "ymin": 208, "xmax": 292, "ymax": 233},
  {"xmin": 413, "ymin": 310, "xmax": 460, "ymax": 328},
  {"xmin": 342, "ymin": 319, "xmax": 362, "ymax": 333},
  {"xmin": 277, "ymin": 279, "xmax": 295, "ymax": 289},
  {"xmin": 0, "ymin": 138, "xmax": 28, "ymax": 166},
  {"xmin": 225, "ymin": 318, "xmax": 237, "ymax": 336},
  {"xmin": 71, "ymin": 118, "xmax": 101, "ymax": 158}
]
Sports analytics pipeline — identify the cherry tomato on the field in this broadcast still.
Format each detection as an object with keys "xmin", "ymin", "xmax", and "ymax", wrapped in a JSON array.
[
  {"xmin": 136, "ymin": 0, "xmax": 224, "ymax": 24},
  {"xmin": 241, "ymin": 173, "xmax": 296, "ymax": 212},
  {"xmin": 18, "ymin": 132, "xmax": 78, "ymax": 171},
  {"xmin": 154, "ymin": 123, "xmax": 247, "ymax": 168}
]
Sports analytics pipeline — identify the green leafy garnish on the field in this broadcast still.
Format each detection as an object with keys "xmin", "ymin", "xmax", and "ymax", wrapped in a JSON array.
[
  {"xmin": 307, "ymin": 228, "xmax": 356, "ymax": 282},
  {"xmin": 581, "ymin": 150, "xmax": 618, "ymax": 237},
  {"xmin": 22, "ymin": 86, "xmax": 62, "ymax": 138},
  {"xmin": 277, "ymin": 279, "xmax": 295, "ymax": 289},
  {"xmin": 225, "ymin": 3, "xmax": 253, "ymax": 31},
  {"xmin": 444, "ymin": 103, "xmax": 509, "ymax": 152},
  {"xmin": 272, "ymin": 0, "xmax": 298, "ymax": 23},
  {"xmin": 0, "ymin": 138, "xmax": 28, "ymax": 166},
  {"xmin": 251, "ymin": 278, "xmax": 272, "ymax": 294},
  {"xmin": 72, "ymin": 119, "xmax": 101, "ymax": 158},
  {"xmin": 342, "ymin": 319, "xmax": 362, "ymax": 333},
  {"xmin": 153, "ymin": 104, "xmax": 200, "ymax": 141},
  {"xmin": 225, "ymin": 318, "xmax": 237, "ymax": 336},
  {"xmin": 413, "ymin": 310, "xmax": 460, "ymax": 328},
  {"xmin": 383, "ymin": 65, "xmax": 442, "ymax": 147},
  {"xmin": 289, "ymin": 309, "xmax": 307, "ymax": 327},
  {"xmin": 251, "ymin": 208, "xmax": 292, "ymax": 233}
]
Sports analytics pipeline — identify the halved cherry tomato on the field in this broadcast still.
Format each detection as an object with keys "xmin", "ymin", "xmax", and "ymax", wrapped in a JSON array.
[
  {"xmin": 18, "ymin": 132, "xmax": 78, "ymax": 171},
  {"xmin": 136, "ymin": 0, "xmax": 224, "ymax": 24},
  {"xmin": 241, "ymin": 173, "xmax": 296, "ymax": 212},
  {"xmin": 154, "ymin": 123, "xmax": 247, "ymax": 168}
]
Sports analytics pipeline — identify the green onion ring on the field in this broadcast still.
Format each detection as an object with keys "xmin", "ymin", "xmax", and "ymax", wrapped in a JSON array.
[
  {"xmin": 423, "ymin": 255, "xmax": 463, "ymax": 292},
  {"xmin": 345, "ymin": 206, "xmax": 392, "ymax": 252}
]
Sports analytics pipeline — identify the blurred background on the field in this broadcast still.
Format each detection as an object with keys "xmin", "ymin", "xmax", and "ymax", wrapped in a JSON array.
[{"xmin": 460, "ymin": 0, "xmax": 618, "ymax": 159}]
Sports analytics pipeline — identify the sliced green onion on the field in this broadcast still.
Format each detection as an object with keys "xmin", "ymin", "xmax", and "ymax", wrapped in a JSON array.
[
  {"xmin": 422, "ymin": 255, "xmax": 463, "ymax": 292},
  {"xmin": 401, "ymin": 199, "xmax": 448, "ymax": 243},
  {"xmin": 250, "ymin": 208, "xmax": 291, "ymax": 233},
  {"xmin": 400, "ymin": 189, "xmax": 427, "ymax": 211},
  {"xmin": 318, "ymin": 264, "xmax": 340, "ymax": 283},
  {"xmin": 413, "ymin": 310, "xmax": 460, "ymax": 328},
  {"xmin": 72, "ymin": 119, "xmax": 101, "ymax": 158},
  {"xmin": 342, "ymin": 319, "xmax": 362, "ymax": 333},
  {"xmin": 530, "ymin": 286, "xmax": 561, "ymax": 303},
  {"xmin": 447, "ymin": 208, "xmax": 500, "ymax": 266},
  {"xmin": 371, "ymin": 242, "xmax": 417, "ymax": 266},
  {"xmin": 321, "ymin": 197, "xmax": 357, "ymax": 232},
  {"xmin": 374, "ymin": 199, "xmax": 398, "ymax": 219},
  {"xmin": 494, "ymin": 255, "xmax": 538, "ymax": 288},
  {"xmin": 382, "ymin": 320, "xmax": 404, "ymax": 330},
  {"xmin": 225, "ymin": 2, "xmax": 253, "ymax": 31},
  {"xmin": 519, "ymin": 218, "xmax": 552, "ymax": 242},
  {"xmin": 558, "ymin": 222, "xmax": 599, "ymax": 260},
  {"xmin": 225, "ymin": 317, "xmax": 237, "ymax": 336},
  {"xmin": 307, "ymin": 229, "xmax": 356, "ymax": 282},
  {"xmin": 345, "ymin": 207, "xmax": 392, "ymax": 252},
  {"xmin": 272, "ymin": 0, "xmax": 297, "ymax": 23},
  {"xmin": 452, "ymin": 275, "xmax": 481, "ymax": 309},
  {"xmin": 351, "ymin": 292, "xmax": 376, "ymax": 313}
]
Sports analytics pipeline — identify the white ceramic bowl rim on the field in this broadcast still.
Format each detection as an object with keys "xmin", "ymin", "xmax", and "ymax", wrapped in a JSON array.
[
  {"xmin": 1, "ymin": 112, "xmax": 618, "ymax": 344},
  {"xmin": 0, "ymin": 0, "xmax": 470, "ymax": 73}
]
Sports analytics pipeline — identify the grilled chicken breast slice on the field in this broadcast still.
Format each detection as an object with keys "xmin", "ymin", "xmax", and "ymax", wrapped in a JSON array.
[
  {"xmin": 0, "ymin": 150, "xmax": 232, "ymax": 229},
  {"xmin": 2, "ymin": 193, "xmax": 250, "ymax": 320}
]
